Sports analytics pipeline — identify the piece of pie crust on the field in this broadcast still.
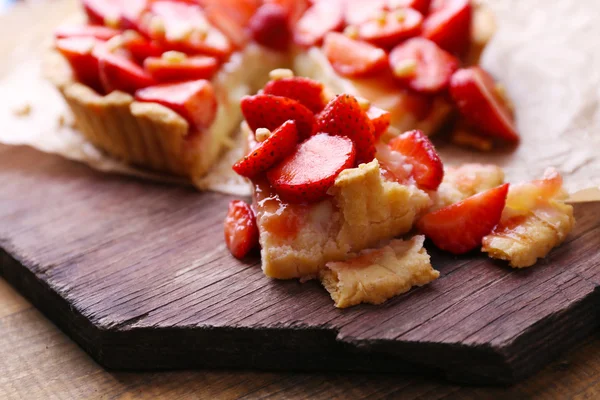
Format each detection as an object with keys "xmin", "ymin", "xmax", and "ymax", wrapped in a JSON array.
[
  {"xmin": 48, "ymin": 44, "xmax": 286, "ymax": 179},
  {"xmin": 320, "ymin": 235, "xmax": 439, "ymax": 308},
  {"xmin": 254, "ymin": 159, "xmax": 431, "ymax": 280},
  {"xmin": 482, "ymin": 169, "xmax": 575, "ymax": 268}
]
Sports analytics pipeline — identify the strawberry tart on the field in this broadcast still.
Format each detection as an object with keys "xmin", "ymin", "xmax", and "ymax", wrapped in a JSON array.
[
  {"xmin": 50, "ymin": 0, "xmax": 517, "ymax": 181},
  {"xmin": 224, "ymin": 73, "xmax": 574, "ymax": 308}
]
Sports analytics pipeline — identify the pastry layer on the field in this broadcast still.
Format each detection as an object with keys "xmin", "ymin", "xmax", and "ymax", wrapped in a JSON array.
[
  {"xmin": 320, "ymin": 235, "xmax": 439, "ymax": 308},
  {"xmin": 255, "ymin": 159, "xmax": 431, "ymax": 280},
  {"xmin": 50, "ymin": 44, "xmax": 287, "ymax": 179}
]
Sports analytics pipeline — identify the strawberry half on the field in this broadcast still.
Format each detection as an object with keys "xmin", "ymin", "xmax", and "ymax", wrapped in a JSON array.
[
  {"xmin": 55, "ymin": 37, "xmax": 103, "ymax": 93},
  {"xmin": 367, "ymin": 105, "xmax": 392, "ymax": 140},
  {"xmin": 95, "ymin": 45, "xmax": 156, "ymax": 94},
  {"xmin": 224, "ymin": 200, "xmax": 259, "ymax": 259},
  {"xmin": 418, "ymin": 184, "xmax": 509, "ymax": 254},
  {"xmin": 316, "ymin": 94, "xmax": 376, "ymax": 164},
  {"xmin": 423, "ymin": 0, "xmax": 472, "ymax": 55},
  {"xmin": 120, "ymin": 32, "xmax": 164, "ymax": 62},
  {"xmin": 449, "ymin": 67, "xmax": 520, "ymax": 143},
  {"xmin": 357, "ymin": 8, "xmax": 423, "ymax": 49},
  {"xmin": 263, "ymin": 77, "xmax": 326, "ymax": 113},
  {"xmin": 140, "ymin": 1, "xmax": 233, "ymax": 58},
  {"xmin": 241, "ymin": 94, "xmax": 316, "ymax": 139},
  {"xmin": 388, "ymin": 130, "xmax": 444, "ymax": 190},
  {"xmin": 248, "ymin": 3, "xmax": 291, "ymax": 51},
  {"xmin": 323, "ymin": 32, "xmax": 388, "ymax": 78},
  {"xmin": 293, "ymin": 0, "xmax": 344, "ymax": 47},
  {"xmin": 233, "ymin": 120, "xmax": 299, "ymax": 178},
  {"xmin": 388, "ymin": 0, "xmax": 432, "ymax": 15},
  {"xmin": 389, "ymin": 37, "xmax": 459, "ymax": 93},
  {"xmin": 267, "ymin": 133, "xmax": 356, "ymax": 203},
  {"xmin": 135, "ymin": 80, "xmax": 218, "ymax": 130},
  {"xmin": 202, "ymin": 0, "xmax": 260, "ymax": 48},
  {"xmin": 144, "ymin": 54, "xmax": 220, "ymax": 82},
  {"xmin": 54, "ymin": 25, "xmax": 120, "ymax": 41}
]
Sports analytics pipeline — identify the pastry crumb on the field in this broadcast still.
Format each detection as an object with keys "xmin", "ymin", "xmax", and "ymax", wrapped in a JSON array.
[
  {"xmin": 12, "ymin": 103, "xmax": 32, "ymax": 117},
  {"xmin": 269, "ymin": 68, "xmax": 294, "ymax": 81}
]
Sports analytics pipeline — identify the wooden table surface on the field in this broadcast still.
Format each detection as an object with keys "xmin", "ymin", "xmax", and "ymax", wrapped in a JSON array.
[{"xmin": 2, "ymin": 1, "xmax": 600, "ymax": 399}]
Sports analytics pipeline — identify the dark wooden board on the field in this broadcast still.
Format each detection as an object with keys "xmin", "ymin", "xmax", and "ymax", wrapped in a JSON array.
[{"xmin": 1, "ymin": 145, "xmax": 599, "ymax": 385}]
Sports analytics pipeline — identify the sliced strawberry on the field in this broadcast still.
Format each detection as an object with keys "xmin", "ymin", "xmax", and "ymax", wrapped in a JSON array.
[
  {"xmin": 121, "ymin": 32, "xmax": 165, "ymax": 62},
  {"xmin": 388, "ymin": 0, "xmax": 431, "ymax": 15},
  {"xmin": 449, "ymin": 67, "xmax": 519, "ymax": 142},
  {"xmin": 263, "ymin": 77, "xmax": 326, "ymax": 113},
  {"xmin": 82, "ymin": 0, "xmax": 122, "ymax": 26},
  {"xmin": 140, "ymin": 1, "xmax": 232, "ymax": 58},
  {"xmin": 144, "ymin": 54, "xmax": 220, "ymax": 82},
  {"xmin": 56, "ymin": 37, "xmax": 103, "ymax": 93},
  {"xmin": 418, "ymin": 184, "xmax": 509, "ymax": 254},
  {"xmin": 422, "ymin": 0, "xmax": 472, "ymax": 55},
  {"xmin": 389, "ymin": 37, "xmax": 458, "ymax": 93},
  {"xmin": 54, "ymin": 25, "xmax": 120, "ymax": 41},
  {"xmin": 119, "ymin": 0, "xmax": 149, "ymax": 30},
  {"xmin": 135, "ymin": 80, "xmax": 218, "ymax": 130},
  {"xmin": 345, "ymin": 0, "xmax": 388, "ymax": 26},
  {"xmin": 224, "ymin": 200, "xmax": 259, "ymax": 259},
  {"xmin": 248, "ymin": 3, "xmax": 291, "ymax": 51},
  {"xmin": 388, "ymin": 130, "xmax": 444, "ymax": 190},
  {"xmin": 293, "ymin": 0, "xmax": 344, "ymax": 47},
  {"xmin": 233, "ymin": 120, "xmax": 299, "ymax": 178},
  {"xmin": 316, "ymin": 94, "xmax": 376, "ymax": 163},
  {"xmin": 367, "ymin": 106, "xmax": 391, "ymax": 139},
  {"xmin": 202, "ymin": 0, "xmax": 260, "ymax": 48},
  {"xmin": 240, "ymin": 94, "xmax": 316, "ymax": 139},
  {"xmin": 267, "ymin": 134, "xmax": 356, "ymax": 203},
  {"xmin": 323, "ymin": 32, "xmax": 388, "ymax": 78},
  {"xmin": 94, "ymin": 45, "xmax": 156, "ymax": 94},
  {"xmin": 357, "ymin": 8, "xmax": 423, "ymax": 49},
  {"xmin": 265, "ymin": 0, "xmax": 310, "ymax": 26}
]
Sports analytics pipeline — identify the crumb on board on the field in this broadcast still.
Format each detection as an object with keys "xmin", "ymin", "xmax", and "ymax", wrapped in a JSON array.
[{"xmin": 12, "ymin": 103, "xmax": 32, "ymax": 117}]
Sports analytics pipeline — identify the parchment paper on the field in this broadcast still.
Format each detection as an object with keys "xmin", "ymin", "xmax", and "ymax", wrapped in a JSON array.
[{"xmin": 1, "ymin": 0, "xmax": 599, "ymax": 198}]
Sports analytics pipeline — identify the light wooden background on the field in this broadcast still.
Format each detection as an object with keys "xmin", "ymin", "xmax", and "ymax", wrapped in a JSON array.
[{"xmin": 2, "ymin": 1, "xmax": 600, "ymax": 398}]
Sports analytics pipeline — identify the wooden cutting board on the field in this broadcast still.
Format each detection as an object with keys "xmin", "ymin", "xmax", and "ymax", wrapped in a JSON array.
[{"xmin": 1, "ymin": 145, "xmax": 599, "ymax": 385}]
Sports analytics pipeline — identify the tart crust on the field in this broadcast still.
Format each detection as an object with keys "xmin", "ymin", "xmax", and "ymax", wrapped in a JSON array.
[{"xmin": 48, "ymin": 44, "xmax": 287, "ymax": 179}]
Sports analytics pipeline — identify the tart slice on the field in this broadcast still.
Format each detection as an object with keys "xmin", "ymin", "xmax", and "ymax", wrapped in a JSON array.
[{"xmin": 50, "ymin": 0, "xmax": 287, "ymax": 179}]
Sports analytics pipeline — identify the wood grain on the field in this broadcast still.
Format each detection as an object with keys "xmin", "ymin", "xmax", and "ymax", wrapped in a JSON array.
[{"xmin": 1, "ymin": 144, "xmax": 599, "ymax": 385}]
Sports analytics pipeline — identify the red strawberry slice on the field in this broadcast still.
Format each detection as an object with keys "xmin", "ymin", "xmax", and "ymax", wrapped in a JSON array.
[
  {"xmin": 418, "ymin": 184, "xmax": 509, "ymax": 254},
  {"xmin": 202, "ymin": 0, "xmax": 260, "ymax": 48},
  {"xmin": 248, "ymin": 3, "xmax": 291, "ymax": 50},
  {"xmin": 233, "ymin": 120, "xmax": 299, "ymax": 178},
  {"xmin": 82, "ymin": 0, "xmax": 122, "ymax": 26},
  {"xmin": 388, "ymin": 129, "xmax": 444, "ymax": 190},
  {"xmin": 316, "ymin": 94, "xmax": 376, "ymax": 164},
  {"xmin": 140, "ymin": 1, "xmax": 233, "ymax": 58},
  {"xmin": 323, "ymin": 32, "xmax": 388, "ymax": 78},
  {"xmin": 54, "ymin": 25, "xmax": 120, "ymax": 41},
  {"xmin": 389, "ymin": 37, "xmax": 459, "ymax": 93},
  {"xmin": 135, "ymin": 80, "xmax": 218, "ymax": 130},
  {"xmin": 263, "ymin": 77, "xmax": 326, "ymax": 113},
  {"xmin": 240, "ymin": 94, "xmax": 316, "ymax": 139},
  {"xmin": 224, "ymin": 200, "xmax": 259, "ymax": 259},
  {"xmin": 367, "ymin": 106, "xmax": 391, "ymax": 139},
  {"xmin": 119, "ymin": 0, "xmax": 149, "ymax": 30},
  {"xmin": 357, "ymin": 8, "xmax": 423, "ymax": 49},
  {"xmin": 94, "ymin": 45, "xmax": 156, "ymax": 94},
  {"xmin": 293, "ymin": 0, "xmax": 344, "ymax": 47},
  {"xmin": 121, "ymin": 32, "xmax": 165, "ymax": 62},
  {"xmin": 345, "ymin": 0, "xmax": 388, "ymax": 25},
  {"xmin": 265, "ymin": 0, "xmax": 310, "ymax": 26},
  {"xmin": 55, "ymin": 37, "xmax": 103, "ymax": 93},
  {"xmin": 267, "ymin": 134, "xmax": 356, "ymax": 203},
  {"xmin": 423, "ymin": 0, "xmax": 472, "ymax": 55},
  {"xmin": 388, "ymin": 0, "xmax": 431, "ymax": 15},
  {"xmin": 144, "ymin": 55, "xmax": 220, "ymax": 82},
  {"xmin": 449, "ymin": 67, "xmax": 520, "ymax": 142}
]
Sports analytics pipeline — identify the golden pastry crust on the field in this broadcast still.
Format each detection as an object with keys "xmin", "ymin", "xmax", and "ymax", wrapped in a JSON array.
[
  {"xmin": 320, "ymin": 235, "xmax": 439, "ymax": 308},
  {"xmin": 431, "ymin": 163, "xmax": 505, "ymax": 211},
  {"xmin": 48, "ymin": 44, "xmax": 286, "ymax": 179},
  {"xmin": 482, "ymin": 169, "xmax": 575, "ymax": 268},
  {"xmin": 256, "ymin": 160, "xmax": 431, "ymax": 280}
]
